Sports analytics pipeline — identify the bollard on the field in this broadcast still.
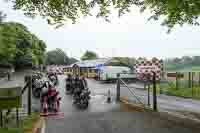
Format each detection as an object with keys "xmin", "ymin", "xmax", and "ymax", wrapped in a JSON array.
[
  {"xmin": 116, "ymin": 73, "xmax": 120, "ymax": 102},
  {"xmin": 152, "ymin": 72, "xmax": 157, "ymax": 111},
  {"xmin": 107, "ymin": 89, "xmax": 111, "ymax": 103}
]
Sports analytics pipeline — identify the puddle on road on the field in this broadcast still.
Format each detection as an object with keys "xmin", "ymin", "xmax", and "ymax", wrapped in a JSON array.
[{"xmin": 91, "ymin": 94, "xmax": 105, "ymax": 98}]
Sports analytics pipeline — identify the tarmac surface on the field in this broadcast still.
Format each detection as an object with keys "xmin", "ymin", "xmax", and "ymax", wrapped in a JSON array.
[
  {"xmin": 1, "ymin": 73, "xmax": 199, "ymax": 133},
  {"xmin": 44, "ymin": 75, "xmax": 200, "ymax": 133}
]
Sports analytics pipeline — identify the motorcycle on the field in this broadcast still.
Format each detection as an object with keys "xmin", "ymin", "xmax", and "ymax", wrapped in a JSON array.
[
  {"xmin": 48, "ymin": 74, "xmax": 58, "ymax": 86},
  {"xmin": 65, "ymin": 76, "xmax": 74, "ymax": 94},
  {"xmin": 40, "ymin": 84, "xmax": 61, "ymax": 113},
  {"xmin": 32, "ymin": 79, "xmax": 45, "ymax": 98},
  {"xmin": 72, "ymin": 87, "xmax": 91, "ymax": 109}
]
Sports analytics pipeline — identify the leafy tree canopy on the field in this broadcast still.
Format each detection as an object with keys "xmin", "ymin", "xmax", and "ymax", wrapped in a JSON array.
[
  {"xmin": 0, "ymin": 11, "xmax": 6, "ymax": 23},
  {"xmin": 112, "ymin": 57, "xmax": 136, "ymax": 69},
  {"xmin": 68, "ymin": 57, "xmax": 79, "ymax": 64},
  {"xmin": 0, "ymin": 22, "xmax": 46, "ymax": 68},
  {"xmin": 7, "ymin": 0, "xmax": 200, "ymax": 31},
  {"xmin": 165, "ymin": 56, "xmax": 200, "ymax": 71},
  {"xmin": 81, "ymin": 50, "xmax": 98, "ymax": 60},
  {"xmin": 46, "ymin": 48, "xmax": 69, "ymax": 65},
  {"xmin": 45, "ymin": 48, "xmax": 78, "ymax": 65}
]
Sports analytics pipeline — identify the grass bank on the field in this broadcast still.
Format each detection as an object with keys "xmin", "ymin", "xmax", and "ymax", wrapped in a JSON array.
[
  {"xmin": 0, "ymin": 112, "xmax": 40, "ymax": 133},
  {"xmin": 149, "ymin": 82, "xmax": 200, "ymax": 99}
]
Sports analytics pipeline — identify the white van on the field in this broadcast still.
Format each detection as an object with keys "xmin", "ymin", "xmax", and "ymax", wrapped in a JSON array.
[{"xmin": 99, "ymin": 66, "xmax": 136, "ymax": 81}]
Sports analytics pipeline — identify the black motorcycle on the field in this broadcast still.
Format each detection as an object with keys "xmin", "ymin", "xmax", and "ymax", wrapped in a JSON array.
[
  {"xmin": 65, "ymin": 75, "xmax": 73, "ymax": 94},
  {"xmin": 32, "ymin": 80, "xmax": 48, "ymax": 99},
  {"xmin": 72, "ymin": 87, "xmax": 91, "ymax": 109},
  {"xmin": 48, "ymin": 74, "xmax": 58, "ymax": 86}
]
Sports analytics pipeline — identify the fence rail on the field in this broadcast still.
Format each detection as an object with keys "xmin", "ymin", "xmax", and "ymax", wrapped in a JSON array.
[
  {"xmin": 119, "ymin": 78, "xmax": 144, "ymax": 106},
  {"xmin": 0, "ymin": 75, "xmax": 32, "ymax": 128},
  {"xmin": 116, "ymin": 72, "xmax": 158, "ymax": 111}
]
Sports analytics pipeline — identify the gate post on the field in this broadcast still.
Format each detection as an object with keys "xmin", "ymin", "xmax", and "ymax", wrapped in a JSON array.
[
  {"xmin": 0, "ymin": 110, "xmax": 3, "ymax": 127},
  {"xmin": 176, "ymin": 72, "xmax": 179, "ymax": 90},
  {"xmin": 199, "ymin": 72, "xmax": 200, "ymax": 86},
  {"xmin": 27, "ymin": 75, "xmax": 32, "ymax": 116},
  {"xmin": 147, "ymin": 83, "xmax": 150, "ymax": 107},
  {"xmin": 192, "ymin": 72, "xmax": 194, "ymax": 98},
  {"xmin": 116, "ymin": 73, "xmax": 120, "ymax": 102},
  {"xmin": 152, "ymin": 72, "xmax": 157, "ymax": 111},
  {"xmin": 188, "ymin": 72, "xmax": 191, "ymax": 88}
]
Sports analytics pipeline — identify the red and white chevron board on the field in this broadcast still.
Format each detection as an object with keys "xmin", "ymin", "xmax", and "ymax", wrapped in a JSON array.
[{"xmin": 134, "ymin": 58, "xmax": 164, "ymax": 81}]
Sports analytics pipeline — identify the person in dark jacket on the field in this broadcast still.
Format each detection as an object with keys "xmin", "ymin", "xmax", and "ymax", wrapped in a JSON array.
[{"xmin": 66, "ymin": 74, "xmax": 73, "ymax": 92}]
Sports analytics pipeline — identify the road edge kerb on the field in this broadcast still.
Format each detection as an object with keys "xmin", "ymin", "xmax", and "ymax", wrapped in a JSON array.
[
  {"xmin": 30, "ymin": 117, "xmax": 44, "ymax": 133},
  {"xmin": 120, "ymin": 97, "xmax": 200, "ymax": 130},
  {"xmin": 155, "ymin": 111, "xmax": 200, "ymax": 130},
  {"xmin": 120, "ymin": 97, "xmax": 145, "ymax": 112}
]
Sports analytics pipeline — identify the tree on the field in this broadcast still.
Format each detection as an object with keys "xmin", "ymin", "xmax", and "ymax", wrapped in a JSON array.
[
  {"xmin": 182, "ymin": 56, "xmax": 193, "ymax": 65},
  {"xmin": 68, "ymin": 57, "xmax": 79, "ymax": 64},
  {"xmin": 46, "ymin": 48, "xmax": 69, "ymax": 65},
  {"xmin": 0, "ymin": 22, "xmax": 46, "ymax": 68},
  {"xmin": 81, "ymin": 51, "xmax": 98, "ymax": 61},
  {"xmin": 8, "ymin": 0, "xmax": 200, "ymax": 32},
  {"xmin": 192, "ymin": 56, "xmax": 200, "ymax": 66},
  {"xmin": 0, "ymin": 11, "xmax": 6, "ymax": 23},
  {"xmin": 112, "ymin": 57, "xmax": 136, "ymax": 69}
]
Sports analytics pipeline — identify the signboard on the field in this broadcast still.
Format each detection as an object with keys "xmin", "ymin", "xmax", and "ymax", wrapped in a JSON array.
[
  {"xmin": 136, "ymin": 65, "xmax": 160, "ymax": 72},
  {"xmin": 167, "ymin": 73, "xmax": 184, "ymax": 78},
  {"xmin": 0, "ymin": 87, "xmax": 22, "ymax": 109},
  {"xmin": 134, "ymin": 58, "xmax": 163, "ymax": 81}
]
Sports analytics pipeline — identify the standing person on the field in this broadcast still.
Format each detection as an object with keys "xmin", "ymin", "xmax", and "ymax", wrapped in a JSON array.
[
  {"xmin": 74, "ymin": 74, "xmax": 80, "ymax": 88},
  {"xmin": 7, "ymin": 67, "xmax": 14, "ymax": 81},
  {"xmin": 66, "ymin": 74, "xmax": 72, "ymax": 93},
  {"xmin": 80, "ymin": 75, "xmax": 88, "ymax": 90}
]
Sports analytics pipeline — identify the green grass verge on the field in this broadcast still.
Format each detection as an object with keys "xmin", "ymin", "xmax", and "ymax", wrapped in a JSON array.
[
  {"xmin": 0, "ymin": 112, "xmax": 40, "ymax": 133},
  {"xmin": 149, "ymin": 82, "xmax": 200, "ymax": 99},
  {"xmin": 165, "ymin": 85, "xmax": 200, "ymax": 99},
  {"xmin": 192, "ymin": 67, "xmax": 200, "ymax": 72}
]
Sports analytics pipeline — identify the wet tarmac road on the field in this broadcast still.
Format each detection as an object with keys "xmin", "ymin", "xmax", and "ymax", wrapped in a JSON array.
[
  {"xmin": 85, "ymin": 78, "xmax": 200, "ymax": 121},
  {"xmin": 56, "ymin": 75, "xmax": 121, "ymax": 116},
  {"xmin": 44, "ymin": 75, "xmax": 200, "ymax": 133}
]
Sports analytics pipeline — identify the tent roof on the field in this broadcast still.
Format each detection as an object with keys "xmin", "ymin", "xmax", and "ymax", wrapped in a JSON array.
[{"xmin": 71, "ymin": 58, "xmax": 112, "ymax": 68}]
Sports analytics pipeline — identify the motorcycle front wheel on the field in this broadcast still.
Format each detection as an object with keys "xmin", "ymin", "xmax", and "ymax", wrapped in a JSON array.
[{"xmin": 33, "ymin": 90, "xmax": 41, "ymax": 98}]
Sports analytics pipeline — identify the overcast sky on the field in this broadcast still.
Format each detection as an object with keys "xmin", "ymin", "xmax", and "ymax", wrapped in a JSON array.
[{"xmin": 0, "ymin": 1, "xmax": 200, "ymax": 59}]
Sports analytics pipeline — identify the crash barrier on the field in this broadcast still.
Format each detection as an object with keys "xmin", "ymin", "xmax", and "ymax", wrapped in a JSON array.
[
  {"xmin": 116, "ymin": 72, "xmax": 158, "ymax": 111},
  {"xmin": 0, "ymin": 75, "xmax": 32, "ymax": 128}
]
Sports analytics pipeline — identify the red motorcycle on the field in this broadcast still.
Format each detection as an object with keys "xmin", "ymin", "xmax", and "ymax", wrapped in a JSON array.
[{"xmin": 40, "ymin": 85, "xmax": 61, "ymax": 116}]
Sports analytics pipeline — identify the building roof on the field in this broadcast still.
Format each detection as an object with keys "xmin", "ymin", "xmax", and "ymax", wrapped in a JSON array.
[{"xmin": 72, "ymin": 58, "xmax": 112, "ymax": 68}]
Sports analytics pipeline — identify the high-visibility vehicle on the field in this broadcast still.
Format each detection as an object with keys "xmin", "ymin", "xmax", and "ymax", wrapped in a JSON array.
[{"xmin": 99, "ymin": 66, "xmax": 136, "ymax": 81}]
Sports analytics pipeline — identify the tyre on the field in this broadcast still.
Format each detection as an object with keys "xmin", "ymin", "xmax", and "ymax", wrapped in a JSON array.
[{"xmin": 33, "ymin": 90, "xmax": 41, "ymax": 98}]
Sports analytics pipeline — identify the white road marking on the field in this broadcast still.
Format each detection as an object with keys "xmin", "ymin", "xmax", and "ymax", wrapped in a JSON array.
[{"xmin": 41, "ymin": 120, "xmax": 46, "ymax": 133}]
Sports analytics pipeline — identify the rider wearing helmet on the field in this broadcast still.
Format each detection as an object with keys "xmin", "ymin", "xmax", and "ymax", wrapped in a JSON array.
[{"xmin": 66, "ymin": 74, "xmax": 72, "ymax": 92}]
